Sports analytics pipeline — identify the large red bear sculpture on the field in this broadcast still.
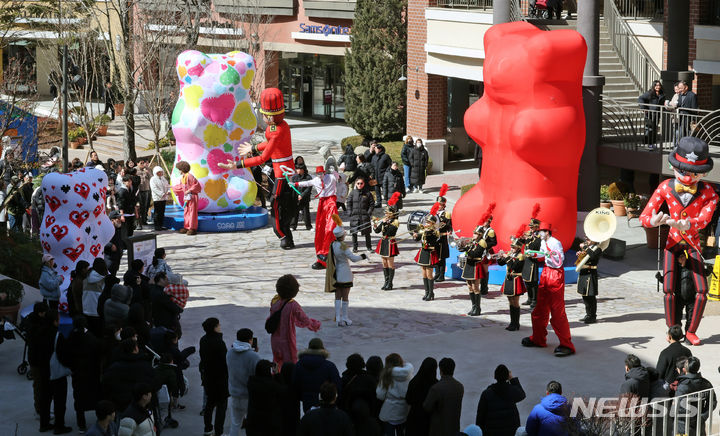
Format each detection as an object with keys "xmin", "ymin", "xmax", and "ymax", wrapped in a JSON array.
[{"xmin": 453, "ymin": 21, "xmax": 587, "ymax": 252}]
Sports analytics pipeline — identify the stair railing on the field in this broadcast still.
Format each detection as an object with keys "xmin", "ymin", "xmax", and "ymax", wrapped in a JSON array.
[{"xmin": 604, "ymin": 0, "xmax": 661, "ymax": 93}]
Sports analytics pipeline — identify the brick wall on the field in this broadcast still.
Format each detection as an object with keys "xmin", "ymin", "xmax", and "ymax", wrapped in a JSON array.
[{"xmin": 406, "ymin": 0, "xmax": 447, "ymax": 140}]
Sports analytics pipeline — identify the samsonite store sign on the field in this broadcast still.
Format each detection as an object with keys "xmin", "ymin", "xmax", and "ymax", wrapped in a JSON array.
[{"xmin": 291, "ymin": 23, "xmax": 351, "ymax": 42}]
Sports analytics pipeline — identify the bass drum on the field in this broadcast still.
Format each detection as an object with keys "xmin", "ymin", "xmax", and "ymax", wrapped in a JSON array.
[{"xmin": 407, "ymin": 211, "xmax": 429, "ymax": 232}]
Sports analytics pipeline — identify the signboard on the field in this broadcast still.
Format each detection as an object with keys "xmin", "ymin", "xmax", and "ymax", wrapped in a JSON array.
[
  {"xmin": 128, "ymin": 233, "xmax": 157, "ymax": 271},
  {"xmin": 323, "ymin": 89, "xmax": 333, "ymax": 105},
  {"xmin": 298, "ymin": 23, "xmax": 351, "ymax": 37}
]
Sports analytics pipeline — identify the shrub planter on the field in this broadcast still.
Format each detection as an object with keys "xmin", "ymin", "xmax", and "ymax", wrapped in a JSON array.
[
  {"xmin": 97, "ymin": 125, "xmax": 108, "ymax": 136},
  {"xmin": 600, "ymin": 201, "xmax": 612, "ymax": 209},
  {"xmin": 611, "ymin": 200, "xmax": 626, "ymax": 216}
]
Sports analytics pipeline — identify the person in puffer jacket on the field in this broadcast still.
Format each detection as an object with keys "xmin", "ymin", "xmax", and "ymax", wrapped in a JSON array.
[
  {"xmin": 38, "ymin": 254, "xmax": 63, "ymax": 310},
  {"xmin": 226, "ymin": 328, "xmax": 261, "ymax": 436},
  {"xmin": 294, "ymin": 338, "xmax": 342, "ymax": 413},
  {"xmin": 103, "ymin": 284, "xmax": 133, "ymax": 329},
  {"xmin": 525, "ymin": 381, "xmax": 570, "ymax": 436},
  {"xmin": 376, "ymin": 353, "xmax": 414, "ymax": 434},
  {"xmin": 118, "ymin": 383, "xmax": 156, "ymax": 436}
]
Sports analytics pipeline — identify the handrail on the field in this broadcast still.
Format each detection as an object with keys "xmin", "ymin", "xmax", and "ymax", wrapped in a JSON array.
[
  {"xmin": 436, "ymin": 0, "xmax": 492, "ymax": 9},
  {"xmin": 604, "ymin": 0, "xmax": 661, "ymax": 94}
]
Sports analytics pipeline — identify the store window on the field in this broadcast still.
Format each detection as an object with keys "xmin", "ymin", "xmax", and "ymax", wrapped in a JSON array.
[{"xmin": 279, "ymin": 53, "xmax": 345, "ymax": 121}]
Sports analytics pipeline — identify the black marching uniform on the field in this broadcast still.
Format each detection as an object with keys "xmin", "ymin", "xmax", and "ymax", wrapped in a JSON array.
[
  {"xmin": 478, "ymin": 225, "xmax": 497, "ymax": 295},
  {"xmin": 498, "ymin": 251, "xmax": 526, "ymax": 330},
  {"xmin": 434, "ymin": 211, "xmax": 452, "ymax": 282},
  {"xmin": 375, "ymin": 217, "xmax": 400, "ymax": 290},
  {"xmin": 522, "ymin": 232, "xmax": 542, "ymax": 306},
  {"xmin": 415, "ymin": 227, "xmax": 440, "ymax": 301},
  {"xmin": 577, "ymin": 244, "xmax": 602, "ymax": 323},
  {"xmin": 461, "ymin": 240, "xmax": 486, "ymax": 281}
]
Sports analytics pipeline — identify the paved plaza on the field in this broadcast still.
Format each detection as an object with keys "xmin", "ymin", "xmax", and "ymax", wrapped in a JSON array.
[{"xmin": 3, "ymin": 141, "xmax": 720, "ymax": 434}]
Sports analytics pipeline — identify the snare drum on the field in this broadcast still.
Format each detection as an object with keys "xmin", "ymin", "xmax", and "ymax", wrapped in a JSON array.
[
  {"xmin": 407, "ymin": 211, "xmax": 429, "ymax": 232},
  {"xmin": 458, "ymin": 252, "xmax": 467, "ymax": 269}
]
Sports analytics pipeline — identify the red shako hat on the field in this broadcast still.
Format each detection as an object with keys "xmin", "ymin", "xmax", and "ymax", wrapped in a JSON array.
[
  {"xmin": 259, "ymin": 88, "xmax": 285, "ymax": 116},
  {"xmin": 315, "ymin": 166, "xmax": 325, "ymax": 174},
  {"xmin": 539, "ymin": 221, "xmax": 553, "ymax": 231}
]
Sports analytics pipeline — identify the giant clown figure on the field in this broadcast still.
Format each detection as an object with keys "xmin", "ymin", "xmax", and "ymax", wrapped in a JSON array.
[
  {"xmin": 219, "ymin": 88, "xmax": 297, "ymax": 249},
  {"xmin": 640, "ymin": 137, "xmax": 718, "ymax": 346}
]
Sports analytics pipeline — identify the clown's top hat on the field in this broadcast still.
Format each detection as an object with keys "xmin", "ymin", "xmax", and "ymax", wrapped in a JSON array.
[
  {"xmin": 669, "ymin": 137, "xmax": 713, "ymax": 174},
  {"xmin": 259, "ymin": 88, "xmax": 285, "ymax": 116}
]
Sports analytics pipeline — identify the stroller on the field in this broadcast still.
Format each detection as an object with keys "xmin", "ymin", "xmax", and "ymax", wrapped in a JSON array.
[
  {"xmin": 529, "ymin": 0, "xmax": 550, "ymax": 18},
  {"xmin": 1, "ymin": 317, "xmax": 33, "ymax": 380}
]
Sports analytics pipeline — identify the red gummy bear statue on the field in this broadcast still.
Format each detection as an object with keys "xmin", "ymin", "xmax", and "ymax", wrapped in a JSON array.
[{"xmin": 453, "ymin": 21, "xmax": 587, "ymax": 251}]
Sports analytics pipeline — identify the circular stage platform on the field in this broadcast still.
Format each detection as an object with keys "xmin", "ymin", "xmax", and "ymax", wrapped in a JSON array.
[{"xmin": 163, "ymin": 205, "xmax": 268, "ymax": 232}]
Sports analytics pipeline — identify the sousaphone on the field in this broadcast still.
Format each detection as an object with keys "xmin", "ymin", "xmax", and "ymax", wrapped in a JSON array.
[{"xmin": 576, "ymin": 207, "xmax": 617, "ymax": 271}]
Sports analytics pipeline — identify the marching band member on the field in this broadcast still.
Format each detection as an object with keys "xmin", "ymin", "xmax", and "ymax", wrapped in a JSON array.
[
  {"xmin": 477, "ymin": 211, "xmax": 497, "ymax": 295},
  {"xmin": 497, "ymin": 235, "xmax": 526, "ymax": 331},
  {"xmin": 522, "ymin": 222, "xmax": 576, "ymax": 357},
  {"xmin": 414, "ymin": 215, "xmax": 440, "ymax": 301},
  {"xmin": 640, "ymin": 137, "xmax": 717, "ymax": 346},
  {"xmin": 374, "ymin": 192, "xmax": 402, "ymax": 290},
  {"xmin": 325, "ymin": 220, "xmax": 367, "ymax": 327},
  {"xmin": 522, "ymin": 208, "xmax": 542, "ymax": 308},
  {"xmin": 460, "ymin": 225, "xmax": 489, "ymax": 316},
  {"xmin": 433, "ymin": 184, "xmax": 452, "ymax": 282},
  {"xmin": 576, "ymin": 238, "xmax": 602, "ymax": 324}
]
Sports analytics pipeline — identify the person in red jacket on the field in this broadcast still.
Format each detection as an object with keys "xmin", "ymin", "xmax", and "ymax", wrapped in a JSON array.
[
  {"xmin": 640, "ymin": 137, "xmax": 717, "ymax": 346},
  {"xmin": 219, "ymin": 88, "xmax": 297, "ymax": 249}
]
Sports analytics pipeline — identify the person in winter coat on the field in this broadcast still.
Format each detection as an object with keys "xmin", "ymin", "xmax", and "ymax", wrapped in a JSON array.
[
  {"xmin": 638, "ymin": 80, "xmax": 666, "ymax": 146},
  {"xmin": 67, "ymin": 260, "xmax": 90, "ymax": 317},
  {"xmin": 67, "ymin": 316, "xmax": 102, "ymax": 432},
  {"xmin": 268, "ymin": 274, "xmax": 321, "ymax": 369},
  {"xmin": 25, "ymin": 302, "xmax": 51, "ymax": 417},
  {"xmin": 525, "ymin": 381, "xmax": 569, "ymax": 436},
  {"xmin": 476, "ymin": 364, "xmax": 526, "ymax": 436},
  {"xmin": 338, "ymin": 353, "xmax": 381, "ymax": 434},
  {"xmin": 83, "ymin": 259, "xmax": 107, "ymax": 335},
  {"xmin": 382, "ymin": 162, "xmax": 406, "ymax": 209},
  {"xmin": 101, "ymin": 339, "xmax": 155, "ymax": 413},
  {"xmin": 199, "ymin": 317, "xmax": 229, "ymax": 436},
  {"xmin": 326, "ymin": 226, "xmax": 367, "ymax": 327},
  {"xmin": 405, "ymin": 357, "xmax": 438, "ymax": 436},
  {"xmin": 656, "ymin": 324, "xmax": 692, "ymax": 388},
  {"xmin": 103, "ymin": 284, "xmax": 133, "ymax": 330},
  {"xmin": 150, "ymin": 165, "xmax": 169, "ymax": 231},
  {"xmin": 376, "ymin": 353, "xmax": 414, "ymax": 435},
  {"xmin": 294, "ymin": 338, "xmax": 342, "ymax": 413},
  {"xmin": 104, "ymin": 210, "xmax": 125, "ymax": 276},
  {"xmin": 277, "ymin": 362, "xmax": 300, "ymax": 436},
  {"xmin": 291, "ymin": 164, "xmax": 313, "ymax": 231},
  {"xmin": 85, "ymin": 400, "xmax": 118, "ymax": 436},
  {"xmin": 39, "ymin": 254, "xmax": 63, "ymax": 310},
  {"xmin": 675, "ymin": 356, "xmax": 717, "ymax": 435},
  {"xmin": 371, "ymin": 144, "xmax": 392, "ymax": 207},
  {"xmin": 619, "ymin": 354, "xmax": 650, "ymax": 400},
  {"xmin": 226, "ymin": 327, "xmax": 261, "ymax": 436},
  {"xmin": 347, "ymin": 178, "xmax": 374, "ymax": 252},
  {"xmin": 246, "ymin": 360, "xmax": 285, "ymax": 436},
  {"xmin": 348, "ymin": 154, "xmax": 374, "ymax": 187},
  {"xmin": 149, "ymin": 273, "xmax": 181, "ymax": 331},
  {"xmin": 299, "ymin": 382, "xmax": 355, "ymax": 436},
  {"xmin": 118, "ymin": 383, "xmax": 156, "ymax": 436},
  {"xmin": 30, "ymin": 182, "xmax": 44, "ymax": 235},
  {"xmin": 145, "ymin": 248, "xmax": 175, "ymax": 282},
  {"xmin": 336, "ymin": 165, "xmax": 349, "ymax": 212},
  {"xmin": 409, "ymin": 139, "xmax": 429, "ymax": 193},
  {"xmin": 339, "ymin": 144, "xmax": 358, "ymax": 172},
  {"xmin": 401, "ymin": 136, "xmax": 414, "ymax": 190},
  {"xmin": 423, "ymin": 358, "xmax": 463, "ymax": 436}
]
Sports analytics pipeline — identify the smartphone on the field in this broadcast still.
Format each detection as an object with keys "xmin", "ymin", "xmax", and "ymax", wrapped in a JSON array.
[{"xmin": 252, "ymin": 337, "xmax": 258, "ymax": 351}]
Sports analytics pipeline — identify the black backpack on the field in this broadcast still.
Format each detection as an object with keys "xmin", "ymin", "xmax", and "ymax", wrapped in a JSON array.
[{"xmin": 265, "ymin": 299, "xmax": 290, "ymax": 334}]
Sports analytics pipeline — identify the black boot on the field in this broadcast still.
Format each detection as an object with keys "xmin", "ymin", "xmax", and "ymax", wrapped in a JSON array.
[
  {"xmin": 422, "ymin": 278, "xmax": 430, "ymax": 301},
  {"xmin": 506, "ymin": 306, "xmax": 520, "ymax": 331},
  {"xmin": 582, "ymin": 296, "xmax": 597, "ymax": 324},
  {"xmin": 470, "ymin": 293, "xmax": 481, "ymax": 316},
  {"xmin": 467, "ymin": 293, "xmax": 476, "ymax": 315},
  {"xmin": 434, "ymin": 261, "xmax": 445, "ymax": 282},
  {"xmin": 386, "ymin": 269, "xmax": 395, "ymax": 290},
  {"xmin": 365, "ymin": 234, "xmax": 372, "ymax": 251},
  {"xmin": 352, "ymin": 234, "xmax": 359, "ymax": 252},
  {"xmin": 381, "ymin": 268, "xmax": 389, "ymax": 290},
  {"xmin": 427, "ymin": 278, "xmax": 435, "ymax": 301},
  {"xmin": 480, "ymin": 278, "xmax": 489, "ymax": 295},
  {"xmin": 523, "ymin": 284, "xmax": 533, "ymax": 305}
]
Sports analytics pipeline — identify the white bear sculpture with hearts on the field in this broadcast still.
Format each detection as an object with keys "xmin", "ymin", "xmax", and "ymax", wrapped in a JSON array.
[{"xmin": 170, "ymin": 49, "xmax": 259, "ymax": 213}]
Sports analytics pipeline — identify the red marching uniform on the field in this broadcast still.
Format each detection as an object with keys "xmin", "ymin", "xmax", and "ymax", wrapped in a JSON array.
[
  {"xmin": 236, "ymin": 88, "xmax": 297, "ymax": 248},
  {"xmin": 640, "ymin": 179, "xmax": 718, "ymax": 333}
]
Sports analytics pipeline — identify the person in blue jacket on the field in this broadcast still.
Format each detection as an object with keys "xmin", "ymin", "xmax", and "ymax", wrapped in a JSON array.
[
  {"xmin": 525, "ymin": 380, "xmax": 569, "ymax": 436},
  {"xmin": 39, "ymin": 254, "xmax": 63, "ymax": 311}
]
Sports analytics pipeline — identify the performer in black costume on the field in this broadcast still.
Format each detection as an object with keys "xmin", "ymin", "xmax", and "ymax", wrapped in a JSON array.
[
  {"xmin": 414, "ymin": 215, "xmax": 440, "ymax": 301},
  {"xmin": 459, "ymin": 225, "xmax": 490, "ymax": 316},
  {"xmin": 522, "ymin": 218, "xmax": 541, "ymax": 308},
  {"xmin": 433, "ymin": 198, "xmax": 452, "ymax": 282},
  {"xmin": 576, "ymin": 238, "xmax": 602, "ymax": 324},
  {"xmin": 374, "ymin": 200, "xmax": 400, "ymax": 291},
  {"xmin": 477, "ymin": 216, "xmax": 497, "ymax": 295},
  {"xmin": 497, "ymin": 237, "xmax": 526, "ymax": 331}
]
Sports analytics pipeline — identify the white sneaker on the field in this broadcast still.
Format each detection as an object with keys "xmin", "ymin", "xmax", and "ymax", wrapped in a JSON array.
[{"xmin": 419, "ymin": 188, "xmax": 424, "ymax": 194}]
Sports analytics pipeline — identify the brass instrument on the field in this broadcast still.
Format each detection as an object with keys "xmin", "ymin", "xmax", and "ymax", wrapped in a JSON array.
[{"xmin": 575, "ymin": 208, "xmax": 617, "ymax": 272}]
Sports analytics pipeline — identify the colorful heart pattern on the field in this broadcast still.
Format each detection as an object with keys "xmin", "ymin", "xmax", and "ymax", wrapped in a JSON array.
[
  {"xmin": 40, "ymin": 169, "xmax": 114, "ymax": 313},
  {"xmin": 171, "ymin": 50, "xmax": 259, "ymax": 213}
]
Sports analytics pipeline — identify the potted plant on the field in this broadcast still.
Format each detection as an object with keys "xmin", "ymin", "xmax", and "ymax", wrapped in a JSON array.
[
  {"xmin": 68, "ymin": 127, "xmax": 87, "ymax": 149},
  {"xmin": 94, "ymin": 114, "xmax": 112, "ymax": 136},
  {"xmin": 624, "ymin": 193, "xmax": 642, "ymax": 219},
  {"xmin": 0, "ymin": 279, "xmax": 25, "ymax": 323},
  {"xmin": 608, "ymin": 182, "xmax": 627, "ymax": 216},
  {"xmin": 600, "ymin": 185, "xmax": 612, "ymax": 209}
]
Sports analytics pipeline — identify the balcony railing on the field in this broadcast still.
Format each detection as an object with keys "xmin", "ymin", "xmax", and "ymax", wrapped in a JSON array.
[
  {"xmin": 602, "ymin": 95, "xmax": 718, "ymax": 153},
  {"xmin": 612, "ymin": 0, "xmax": 663, "ymax": 20},
  {"xmin": 436, "ymin": 0, "xmax": 493, "ymax": 10}
]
